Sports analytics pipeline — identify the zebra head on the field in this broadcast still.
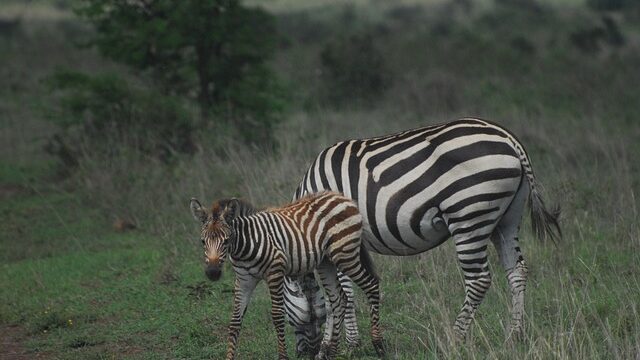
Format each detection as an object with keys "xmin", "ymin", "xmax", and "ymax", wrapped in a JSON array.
[{"xmin": 189, "ymin": 197, "xmax": 239, "ymax": 282}]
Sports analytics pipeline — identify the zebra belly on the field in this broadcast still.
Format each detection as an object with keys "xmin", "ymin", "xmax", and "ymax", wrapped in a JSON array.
[
  {"xmin": 285, "ymin": 260, "xmax": 320, "ymax": 277},
  {"xmin": 361, "ymin": 204, "xmax": 450, "ymax": 256},
  {"xmin": 284, "ymin": 249, "xmax": 323, "ymax": 277}
]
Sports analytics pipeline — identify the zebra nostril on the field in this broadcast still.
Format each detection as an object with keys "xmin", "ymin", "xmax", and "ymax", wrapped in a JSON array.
[{"xmin": 205, "ymin": 266, "xmax": 222, "ymax": 281}]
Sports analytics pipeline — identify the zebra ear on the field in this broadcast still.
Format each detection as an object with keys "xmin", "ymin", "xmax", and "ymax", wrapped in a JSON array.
[
  {"xmin": 190, "ymin": 198, "xmax": 208, "ymax": 224},
  {"xmin": 222, "ymin": 198, "xmax": 240, "ymax": 224}
]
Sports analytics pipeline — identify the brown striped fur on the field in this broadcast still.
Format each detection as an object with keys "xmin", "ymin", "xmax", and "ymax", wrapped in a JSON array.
[{"xmin": 190, "ymin": 192, "xmax": 384, "ymax": 360}]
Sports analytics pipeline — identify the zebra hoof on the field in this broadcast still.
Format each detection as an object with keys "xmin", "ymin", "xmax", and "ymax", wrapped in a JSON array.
[
  {"xmin": 373, "ymin": 339, "xmax": 386, "ymax": 358},
  {"xmin": 453, "ymin": 328, "xmax": 468, "ymax": 344},
  {"xmin": 295, "ymin": 349, "xmax": 309, "ymax": 359},
  {"xmin": 314, "ymin": 342, "xmax": 331, "ymax": 360},
  {"xmin": 296, "ymin": 342, "xmax": 320, "ymax": 359}
]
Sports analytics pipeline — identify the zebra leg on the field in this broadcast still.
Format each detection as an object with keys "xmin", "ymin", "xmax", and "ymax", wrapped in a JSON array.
[
  {"xmin": 226, "ymin": 275, "xmax": 260, "ymax": 360},
  {"xmin": 305, "ymin": 273, "xmax": 327, "ymax": 355},
  {"xmin": 293, "ymin": 326, "xmax": 316, "ymax": 359},
  {"xmin": 491, "ymin": 182, "xmax": 529, "ymax": 340},
  {"xmin": 315, "ymin": 262, "xmax": 346, "ymax": 360},
  {"xmin": 452, "ymin": 233, "xmax": 492, "ymax": 341},
  {"xmin": 266, "ymin": 269, "xmax": 289, "ymax": 360},
  {"xmin": 506, "ymin": 258, "xmax": 527, "ymax": 340},
  {"xmin": 284, "ymin": 277, "xmax": 315, "ymax": 357},
  {"xmin": 285, "ymin": 274, "xmax": 325, "ymax": 357},
  {"xmin": 491, "ymin": 234, "xmax": 528, "ymax": 341},
  {"xmin": 332, "ymin": 251, "xmax": 384, "ymax": 357},
  {"xmin": 337, "ymin": 271, "xmax": 361, "ymax": 348}
]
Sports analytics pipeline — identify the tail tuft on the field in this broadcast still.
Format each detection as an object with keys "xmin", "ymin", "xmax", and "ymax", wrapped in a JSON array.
[{"xmin": 529, "ymin": 187, "xmax": 562, "ymax": 243}]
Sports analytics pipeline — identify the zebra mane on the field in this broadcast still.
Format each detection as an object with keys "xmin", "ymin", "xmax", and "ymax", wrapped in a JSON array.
[
  {"xmin": 211, "ymin": 198, "xmax": 260, "ymax": 223},
  {"xmin": 277, "ymin": 191, "xmax": 336, "ymax": 210}
]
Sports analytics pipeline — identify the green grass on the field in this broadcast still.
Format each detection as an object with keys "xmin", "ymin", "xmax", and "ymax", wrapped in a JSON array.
[
  {"xmin": 2, "ymin": 190, "xmax": 638, "ymax": 359},
  {"xmin": 1, "ymin": 154, "xmax": 638, "ymax": 358},
  {"xmin": 2, "ymin": 0, "xmax": 640, "ymax": 358},
  {"xmin": 0, "ymin": 191, "xmax": 285, "ymax": 359}
]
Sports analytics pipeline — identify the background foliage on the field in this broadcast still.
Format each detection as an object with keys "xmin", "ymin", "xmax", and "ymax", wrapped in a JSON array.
[
  {"xmin": 73, "ymin": 0, "xmax": 286, "ymax": 147},
  {"xmin": 46, "ymin": 70, "xmax": 195, "ymax": 165},
  {"xmin": 1, "ymin": 0, "xmax": 639, "ymax": 359}
]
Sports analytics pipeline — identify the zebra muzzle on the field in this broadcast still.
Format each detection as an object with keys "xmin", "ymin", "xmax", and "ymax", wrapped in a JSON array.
[{"xmin": 205, "ymin": 265, "xmax": 222, "ymax": 281}]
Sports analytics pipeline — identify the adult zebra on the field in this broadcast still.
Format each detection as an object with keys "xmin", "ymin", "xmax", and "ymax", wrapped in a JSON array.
[{"xmin": 284, "ymin": 118, "xmax": 561, "ymax": 356}]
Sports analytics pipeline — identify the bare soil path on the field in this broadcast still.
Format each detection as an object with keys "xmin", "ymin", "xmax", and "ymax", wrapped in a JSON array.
[{"xmin": 0, "ymin": 325, "xmax": 48, "ymax": 360}]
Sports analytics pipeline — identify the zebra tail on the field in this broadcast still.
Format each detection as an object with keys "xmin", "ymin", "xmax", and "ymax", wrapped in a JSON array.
[
  {"xmin": 512, "ymin": 134, "xmax": 562, "ymax": 243},
  {"xmin": 528, "ymin": 185, "xmax": 562, "ymax": 243},
  {"xmin": 359, "ymin": 244, "xmax": 379, "ymax": 282}
]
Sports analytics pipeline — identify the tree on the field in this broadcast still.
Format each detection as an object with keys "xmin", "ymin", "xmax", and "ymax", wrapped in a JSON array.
[{"xmin": 77, "ymin": 0, "xmax": 285, "ymax": 144}]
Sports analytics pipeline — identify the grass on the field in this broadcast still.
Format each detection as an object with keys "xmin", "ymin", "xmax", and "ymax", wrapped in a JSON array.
[
  {"xmin": 1, "ymin": 0, "xmax": 640, "ymax": 359},
  {"xmin": 1, "ymin": 187, "xmax": 638, "ymax": 359}
]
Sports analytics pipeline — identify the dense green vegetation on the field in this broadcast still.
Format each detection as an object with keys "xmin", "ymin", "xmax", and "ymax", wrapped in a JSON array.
[{"xmin": 1, "ymin": 0, "xmax": 639, "ymax": 359}]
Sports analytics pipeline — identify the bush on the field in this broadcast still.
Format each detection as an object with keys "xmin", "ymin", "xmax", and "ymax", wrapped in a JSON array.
[
  {"xmin": 319, "ymin": 33, "xmax": 391, "ymax": 105},
  {"xmin": 45, "ymin": 70, "xmax": 195, "ymax": 168},
  {"xmin": 223, "ymin": 66, "xmax": 287, "ymax": 146},
  {"xmin": 569, "ymin": 16, "xmax": 625, "ymax": 54},
  {"xmin": 587, "ymin": 0, "xmax": 634, "ymax": 11},
  {"xmin": 76, "ymin": 0, "xmax": 287, "ymax": 145}
]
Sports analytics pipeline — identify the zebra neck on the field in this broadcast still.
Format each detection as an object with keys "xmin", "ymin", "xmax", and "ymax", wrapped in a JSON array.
[{"xmin": 228, "ymin": 214, "xmax": 278, "ymax": 261}]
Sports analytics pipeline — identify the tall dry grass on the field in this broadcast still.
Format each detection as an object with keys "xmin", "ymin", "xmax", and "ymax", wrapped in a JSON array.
[{"xmin": 70, "ymin": 105, "xmax": 640, "ymax": 358}]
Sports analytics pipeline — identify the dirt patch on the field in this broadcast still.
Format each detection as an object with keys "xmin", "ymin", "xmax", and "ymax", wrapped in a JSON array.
[
  {"xmin": 0, "ymin": 324, "xmax": 49, "ymax": 359},
  {"xmin": 0, "ymin": 184, "xmax": 31, "ymax": 199}
]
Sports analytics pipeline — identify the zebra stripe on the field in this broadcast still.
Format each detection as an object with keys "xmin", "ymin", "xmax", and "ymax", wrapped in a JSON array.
[
  {"xmin": 284, "ymin": 118, "xmax": 561, "ymax": 355},
  {"xmin": 190, "ymin": 192, "xmax": 384, "ymax": 360}
]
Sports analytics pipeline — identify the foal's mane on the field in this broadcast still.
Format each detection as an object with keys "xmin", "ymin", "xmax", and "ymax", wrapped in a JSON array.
[
  {"xmin": 213, "ymin": 192, "xmax": 337, "ymax": 222},
  {"xmin": 211, "ymin": 198, "xmax": 260, "ymax": 221},
  {"xmin": 269, "ymin": 191, "xmax": 336, "ymax": 212}
]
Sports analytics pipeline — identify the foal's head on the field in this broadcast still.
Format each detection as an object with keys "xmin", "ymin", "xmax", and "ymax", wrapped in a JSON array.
[{"xmin": 189, "ymin": 198, "xmax": 241, "ymax": 282}]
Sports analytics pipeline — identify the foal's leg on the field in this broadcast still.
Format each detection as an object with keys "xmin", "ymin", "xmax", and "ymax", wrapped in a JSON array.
[
  {"xmin": 227, "ymin": 275, "xmax": 259, "ymax": 360},
  {"xmin": 266, "ymin": 268, "xmax": 289, "ymax": 360},
  {"xmin": 331, "ymin": 246, "xmax": 384, "ymax": 357},
  {"xmin": 337, "ymin": 271, "xmax": 361, "ymax": 348},
  {"xmin": 316, "ymin": 261, "xmax": 346, "ymax": 360}
]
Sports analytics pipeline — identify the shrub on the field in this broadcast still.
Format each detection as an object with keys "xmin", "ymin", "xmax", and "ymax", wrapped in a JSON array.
[
  {"xmin": 569, "ymin": 16, "xmax": 625, "ymax": 54},
  {"xmin": 45, "ymin": 70, "xmax": 195, "ymax": 167},
  {"xmin": 223, "ymin": 65, "xmax": 287, "ymax": 146},
  {"xmin": 319, "ymin": 33, "xmax": 391, "ymax": 106},
  {"xmin": 587, "ymin": 0, "xmax": 633, "ymax": 11}
]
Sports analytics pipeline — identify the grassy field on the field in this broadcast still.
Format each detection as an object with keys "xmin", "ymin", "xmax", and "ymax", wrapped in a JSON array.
[{"xmin": 1, "ymin": 0, "xmax": 639, "ymax": 359}]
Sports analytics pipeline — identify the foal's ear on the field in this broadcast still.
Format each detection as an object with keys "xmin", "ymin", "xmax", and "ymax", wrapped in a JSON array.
[
  {"xmin": 190, "ymin": 198, "xmax": 208, "ymax": 224},
  {"xmin": 222, "ymin": 198, "xmax": 240, "ymax": 224}
]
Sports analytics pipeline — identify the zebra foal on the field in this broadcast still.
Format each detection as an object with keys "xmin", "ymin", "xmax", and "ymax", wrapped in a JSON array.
[{"xmin": 189, "ymin": 192, "xmax": 384, "ymax": 360}]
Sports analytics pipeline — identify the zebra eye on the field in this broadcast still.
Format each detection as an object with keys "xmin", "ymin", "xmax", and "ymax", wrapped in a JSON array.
[{"xmin": 201, "ymin": 239, "xmax": 205, "ymax": 245}]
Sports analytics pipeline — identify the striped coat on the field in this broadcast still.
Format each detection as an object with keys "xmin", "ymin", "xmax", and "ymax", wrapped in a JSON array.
[
  {"xmin": 285, "ymin": 118, "xmax": 561, "ymax": 355},
  {"xmin": 190, "ymin": 192, "xmax": 384, "ymax": 360}
]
